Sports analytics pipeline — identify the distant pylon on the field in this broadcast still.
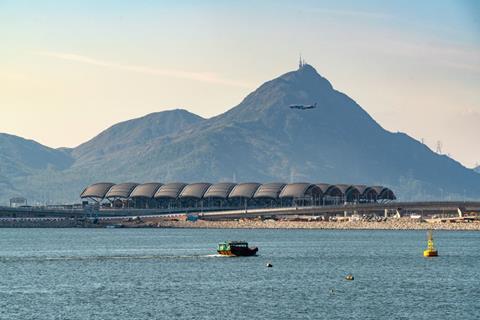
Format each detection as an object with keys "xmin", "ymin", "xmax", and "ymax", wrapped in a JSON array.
[
  {"xmin": 299, "ymin": 54, "xmax": 303, "ymax": 69},
  {"xmin": 436, "ymin": 140, "xmax": 443, "ymax": 154}
]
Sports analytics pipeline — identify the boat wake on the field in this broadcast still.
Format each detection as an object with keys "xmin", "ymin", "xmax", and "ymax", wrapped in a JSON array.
[{"xmin": 0, "ymin": 253, "xmax": 227, "ymax": 262}]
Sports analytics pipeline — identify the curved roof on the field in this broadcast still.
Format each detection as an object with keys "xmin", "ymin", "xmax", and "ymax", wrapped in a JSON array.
[
  {"xmin": 105, "ymin": 182, "xmax": 139, "ymax": 199},
  {"xmin": 228, "ymin": 183, "xmax": 261, "ymax": 199},
  {"xmin": 335, "ymin": 184, "xmax": 351, "ymax": 195},
  {"xmin": 363, "ymin": 187, "xmax": 378, "ymax": 199},
  {"xmin": 154, "ymin": 183, "xmax": 187, "ymax": 199},
  {"xmin": 354, "ymin": 185, "xmax": 368, "ymax": 195},
  {"xmin": 346, "ymin": 185, "xmax": 361, "ymax": 196},
  {"xmin": 315, "ymin": 183, "xmax": 332, "ymax": 194},
  {"xmin": 253, "ymin": 183, "xmax": 286, "ymax": 199},
  {"xmin": 372, "ymin": 186, "xmax": 396, "ymax": 200},
  {"xmin": 80, "ymin": 182, "xmax": 115, "ymax": 199},
  {"xmin": 204, "ymin": 183, "xmax": 237, "ymax": 199},
  {"xmin": 317, "ymin": 184, "xmax": 343, "ymax": 197},
  {"xmin": 130, "ymin": 183, "xmax": 163, "ymax": 198},
  {"xmin": 279, "ymin": 183, "xmax": 322, "ymax": 198},
  {"xmin": 179, "ymin": 183, "xmax": 212, "ymax": 199}
]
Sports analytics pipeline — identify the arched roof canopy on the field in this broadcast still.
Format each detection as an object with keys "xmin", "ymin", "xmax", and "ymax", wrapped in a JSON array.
[
  {"xmin": 154, "ymin": 183, "xmax": 187, "ymax": 199},
  {"xmin": 335, "ymin": 184, "xmax": 351, "ymax": 195},
  {"xmin": 319, "ymin": 185, "xmax": 343, "ymax": 197},
  {"xmin": 130, "ymin": 183, "xmax": 163, "ymax": 198},
  {"xmin": 253, "ymin": 183, "xmax": 286, "ymax": 200},
  {"xmin": 345, "ymin": 185, "xmax": 361, "ymax": 200},
  {"xmin": 203, "ymin": 183, "xmax": 236, "ymax": 199},
  {"xmin": 228, "ymin": 183, "xmax": 261, "ymax": 199},
  {"xmin": 80, "ymin": 182, "xmax": 115, "ymax": 199},
  {"xmin": 354, "ymin": 185, "xmax": 368, "ymax": 196},
  {"xmin": 279, "ymin": 183, "xmax": 322, "ymax": 199},
  {"xmin": 373, "ymin": 186, "xmax": 396, "ymax": 200},
  {"xmin": 315, "ymin": 183, "xmax": 331, "ymax": 194},
  {"xmin": 363, "ymin": 187, "xmax": 378, "ymax": 200},
  {"xmin": 179, "ymin": 183, "xmax": 212, "ymax": 199},
  {"xmin": 105, "ymin": 183, "xmax": 139, "ymax": 199}
]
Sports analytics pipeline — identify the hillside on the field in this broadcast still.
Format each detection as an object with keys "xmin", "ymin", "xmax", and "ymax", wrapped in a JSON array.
[
  {"xmin": 71, "ymin": 109, "xmax": 205, "ymax": 164},
  {"xmin": 0, "ymin": 133, "xmax": 72, "ymax": 176},
  {"xmin": 1, "ymin": 64, "xmax": 480, "ymax": 204}
]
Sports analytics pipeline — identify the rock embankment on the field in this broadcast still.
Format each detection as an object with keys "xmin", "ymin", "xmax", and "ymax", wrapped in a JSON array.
[
  {"xmin": 1, "ymin": 217, "xmax": 479, "ymax": 230},
  {"xmin": 152, "ymin": 218, "xmax": 480, "ymax": 230}
]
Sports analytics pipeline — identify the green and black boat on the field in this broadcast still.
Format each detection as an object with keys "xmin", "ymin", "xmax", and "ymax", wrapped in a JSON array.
[{"xmin": 217, "ymin": 241, "xmax": 258, "ymax": 256}]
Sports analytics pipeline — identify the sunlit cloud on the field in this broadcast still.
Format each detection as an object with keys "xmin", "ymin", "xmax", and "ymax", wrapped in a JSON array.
[{"xmin": 36, "ymin": 51, "xmax": 251, "ymax": 88}]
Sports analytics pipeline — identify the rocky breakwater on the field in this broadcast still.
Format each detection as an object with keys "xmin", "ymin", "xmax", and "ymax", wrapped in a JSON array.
[{"xmin": 153, "ymin": 217, "xmax": 480, "ymax": 230}]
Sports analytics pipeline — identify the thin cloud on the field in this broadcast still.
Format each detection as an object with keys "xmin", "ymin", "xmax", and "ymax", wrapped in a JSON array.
[
  {"xmin": 36, "ymin": 51, "xmax": 251, "ymax": 88},
  {"xmin": 305, "ymin": 7, "xmax": 391, "ymax": 20}
]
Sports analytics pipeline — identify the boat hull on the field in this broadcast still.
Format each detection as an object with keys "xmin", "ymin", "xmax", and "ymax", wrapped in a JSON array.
[{"xmin": 218, "ymin": 247, "xmax": 258, "ymax": 257}]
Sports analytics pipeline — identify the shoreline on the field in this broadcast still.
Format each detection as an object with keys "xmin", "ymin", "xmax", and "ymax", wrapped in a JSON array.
[
  {"xmin": 2, "ymin": 217, "xmax": 479, "ymax": 230},
  {"xmin": 151, "ymin": 219, "xmax": 480, "ymax": 231}
]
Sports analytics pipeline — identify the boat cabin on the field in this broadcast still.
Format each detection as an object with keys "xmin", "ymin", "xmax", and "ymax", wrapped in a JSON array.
[{"xmin": 218, "ymin": 241, "xmax": 249, "ymax": 250}]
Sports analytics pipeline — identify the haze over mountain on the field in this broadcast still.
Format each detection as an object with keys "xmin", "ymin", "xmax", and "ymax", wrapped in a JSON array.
[{"xmin": 1, "ymin": 64, "xmax": 479, "ymax": 204}]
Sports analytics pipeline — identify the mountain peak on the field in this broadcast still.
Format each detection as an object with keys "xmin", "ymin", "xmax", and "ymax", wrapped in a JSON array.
[
  {"xmin": 297, "ymin": 63, "xmax": 317, "ymax": 73},
  {"xmin": 278, "ymin": 63, "xmax": 333, "ymax": 91}
]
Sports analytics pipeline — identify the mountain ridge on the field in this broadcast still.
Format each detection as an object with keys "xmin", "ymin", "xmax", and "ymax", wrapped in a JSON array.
[{"xmin": 1, "ymin": 64, "xmax": 479, "ymax": 204}]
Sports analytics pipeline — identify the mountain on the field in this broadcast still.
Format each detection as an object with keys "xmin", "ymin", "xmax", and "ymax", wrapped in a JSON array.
[
  {"xmin": 475, "ymin": 166, "xmax": 480, "ymax": 174},
  {"xmin": 0, "ymin": 133, "xmax": 72, "ymax": 178},
  {"xmin": 71, "ymin": 109, "xmax": 204, "ymax": 164},
  {"xmin": 0, "ymin": 133, "xmax": 73, "ymax": 199},
  {"xmin": 1, "ymin": 64, "xmax": 480, "ymax": 204}
]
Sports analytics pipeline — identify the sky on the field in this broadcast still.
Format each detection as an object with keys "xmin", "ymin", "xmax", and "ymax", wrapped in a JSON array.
[{"xmin": 1, "ymin": 0, "xmax": 479, "ymax": 167}]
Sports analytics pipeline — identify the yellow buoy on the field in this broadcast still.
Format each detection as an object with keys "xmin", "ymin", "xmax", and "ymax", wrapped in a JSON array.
[{"xmin": 423, "ymin": 230, "xmax": 438, "ymax": 257}]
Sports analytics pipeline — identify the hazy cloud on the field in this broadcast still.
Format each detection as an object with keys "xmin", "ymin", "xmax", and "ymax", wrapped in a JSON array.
[
  {"xmin": 308, "ymin": 7, "xmax": 391, "ymax": 20},
  {"xmin": 36, "ymin": 51, "xmax": 251, "ymax": 88}
]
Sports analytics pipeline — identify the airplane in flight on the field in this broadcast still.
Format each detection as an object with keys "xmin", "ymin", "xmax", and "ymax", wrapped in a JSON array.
[{"xmin": 289, "ymin": 102, "xmax": 317, "ymax": 110}]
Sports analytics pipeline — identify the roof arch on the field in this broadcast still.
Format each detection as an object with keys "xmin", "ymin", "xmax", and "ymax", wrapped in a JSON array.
[
  {"xmin": 130, "ymin": 183, "xmax": 163, "ymax": 198},
  {"xmin": 315, "ymin": 183, "xmax": 332, "ymax": 194},
  {"xmin": 203, "ymin": 183, "xmax": 236, "ymax": 199},
  {"xmin": 362, "ymin": 187, "xmax": 378, "ymax": 200},
  {"xmin": 228, "ymin": 183, "xmax": 261, "ymax": 199},
  {"xmin": 80, "ymin": 182, "xmax": 115, "ymax": 199},
  {"xmin": 344, "ymin": 185, "xmax": 361, "ymax": 201},
  {"xmin": 334, "ymin": 184, "xmax": 351, "ymax": 195},
  {"xmin": 105, "ymin": 182, "xmax": 139, "ymax": 199},
  {"xmin": 372, "ymin": 186, "xmax": 396, "ymax": 200},
  {"xmin": 179, "ymin": 183, "xmax": 212, "ymax": 199},
  {"xmin": 253, "ymin": 183, "xmax": 286, "ymax": 199},
  {"xmin": 354, "ymin": 185, "xmax": 368, "ymax": 196},
  {"xmin": 318, "ymin": 184, "xmax": 343, "ymax": 197},
  {"xmin": 154, "ymin": 183, "xmax": 187, "ymax": 199},
  {"xmin": 279, "ymin": 183, "xmax": 322, "ymax": 199}
]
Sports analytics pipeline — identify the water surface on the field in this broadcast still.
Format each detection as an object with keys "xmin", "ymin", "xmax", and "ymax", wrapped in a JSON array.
[{"xmin": 0, "ymin": 228, "xmax": 478, "ymax": 319}]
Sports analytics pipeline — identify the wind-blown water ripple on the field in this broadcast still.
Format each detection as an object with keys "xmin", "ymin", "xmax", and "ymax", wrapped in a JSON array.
[{"xmin": 0, "ymin": 228, "xmax": 478, "ymax": 319}]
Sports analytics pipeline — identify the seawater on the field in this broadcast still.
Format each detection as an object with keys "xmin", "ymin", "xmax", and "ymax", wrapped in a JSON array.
[{"xmin": 0, "ymin": 228, "xmax": 479, "ymax": 320}]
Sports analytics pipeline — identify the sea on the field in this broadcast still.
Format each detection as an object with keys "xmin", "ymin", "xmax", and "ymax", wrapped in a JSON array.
[{"xmin": 0, "ymin": 228, "xmax": 479, "ymax": 320}]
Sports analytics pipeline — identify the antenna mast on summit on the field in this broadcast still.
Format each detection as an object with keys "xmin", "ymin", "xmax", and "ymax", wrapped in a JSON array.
[{"xmin": 298, "ymin": 54, "xmax": 306, "ymax": 69}]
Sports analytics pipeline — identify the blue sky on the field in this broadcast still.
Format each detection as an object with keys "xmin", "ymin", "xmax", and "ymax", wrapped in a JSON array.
[{"xmin": 0, "ymin": 0, "xmax": 479, "ymax": 166}]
